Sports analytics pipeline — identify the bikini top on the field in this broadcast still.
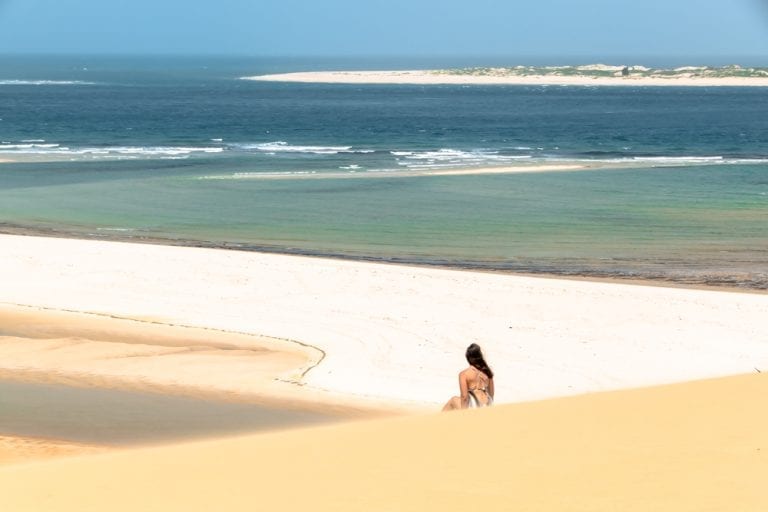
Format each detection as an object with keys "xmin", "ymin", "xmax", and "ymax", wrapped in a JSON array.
[
  {"xmin": 468, "ymin": 366, "xmax": 490, "ymax": 393},
  {"xmin": 467, "ymin": 367, "xmax": 493, "ymax": 407}
]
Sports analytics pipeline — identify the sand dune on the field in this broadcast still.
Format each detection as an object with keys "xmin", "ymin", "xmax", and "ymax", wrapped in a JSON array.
[
  {"xmin": 1, "ymin": 374, "xmax": 766, "ymax": 511},
  {"xmin": 0, "ymin": 436, "xmax": 104, "ymax": 466}
]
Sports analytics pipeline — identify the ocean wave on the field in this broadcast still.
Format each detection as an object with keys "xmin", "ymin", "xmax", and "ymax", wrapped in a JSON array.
[
  {"xmin": 0, "ymin": 80, "xmax": 97, "ymax": 86},
  {"xmin": 96, "ymin": 227, "xmax": 138, "ymax": 232},
  {"xmin": 389, "ymin": 149, "xmax": 768, "ymax": 171},
  {"xmin": 724, "ymin": 158, "xmax": 768, "ymax": 164},
  {"xmin": 550, "ymin": 154, "xmax": 768, "ymax": 167},
  {"xmin": 0, "ymin": 143, "xmax": 223, "ymax": 157},
  {"xmin": 0, "ymin": 143, "xmax": 62, "ymax": 150},
  {"xmin": 392, "ymin": 148, "xmax": 533, "ymax": 168},
  {"xmin": 229, "ymin": 141, "xmax": 374, "ymax": 155},
  {"xmin": 634, "ymin": 156, "xmax": 724, "ymax": 163},
  {"xmin": 199, "ymin": 171, "xmax": 319, "ymax": 180},
  {"xmin": 608, "ymin": 155, "xmax": 768, "ymax": 166},
  {"xmin": 102, "ymin": 146, "xmax": 223, "ymax": 156}
]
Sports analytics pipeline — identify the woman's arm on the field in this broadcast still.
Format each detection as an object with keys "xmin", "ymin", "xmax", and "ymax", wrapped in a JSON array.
[
  {"xmin": 489, "ymin": 377, "xmax": 495, "ymax": 401},
  {"xmin": 459, "ymin": 371, "xmax": 470, "ymax": 409}
]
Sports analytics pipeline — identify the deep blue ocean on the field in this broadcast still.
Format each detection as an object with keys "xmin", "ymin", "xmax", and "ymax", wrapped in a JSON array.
[{"xmin": 1, "ymin": 56, "xmax": 766, "ymax": 288}]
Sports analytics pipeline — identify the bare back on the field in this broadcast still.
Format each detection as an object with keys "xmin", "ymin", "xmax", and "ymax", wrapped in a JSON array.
[{"xmin": 460, "ymin": 366, "xmax": 494, "ymax": 407}]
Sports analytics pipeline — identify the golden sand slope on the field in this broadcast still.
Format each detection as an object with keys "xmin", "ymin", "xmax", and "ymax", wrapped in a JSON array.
[{"xmin": 1, "ymin": 374, "xmax": 765, "ymax": 511}]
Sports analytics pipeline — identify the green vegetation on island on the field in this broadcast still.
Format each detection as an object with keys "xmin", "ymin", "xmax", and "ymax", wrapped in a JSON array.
[{"xmin": 432, "ymin": 64, "xmax": 768, "ymax": 79}]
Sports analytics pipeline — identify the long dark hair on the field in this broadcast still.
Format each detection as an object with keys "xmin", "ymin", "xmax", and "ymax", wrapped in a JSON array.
[{"xmin": 465, "ymin": 343, "xmax": 493, "ymax": 379}]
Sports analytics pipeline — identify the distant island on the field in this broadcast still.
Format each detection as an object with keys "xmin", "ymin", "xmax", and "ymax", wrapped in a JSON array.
[
  {"xmin": 435, "ymin": 64, "xmax": 768, "ymax": 79},
  {"xmin": 244, "ymin": 64, "xmax": 768, "ymax": 86}
]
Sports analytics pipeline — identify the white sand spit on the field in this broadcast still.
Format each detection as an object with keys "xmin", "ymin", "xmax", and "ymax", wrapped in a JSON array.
[
  {"xmin": 245, "ymin": 70, "xmax": 768, "ymax": 87},
  {"xmin": 1, "ymin": 234, "xmax": 766, "ymax": 408}
]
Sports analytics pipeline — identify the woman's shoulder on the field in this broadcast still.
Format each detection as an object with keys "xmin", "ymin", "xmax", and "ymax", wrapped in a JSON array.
[{"xmin": 462, "ymin": 365, "xmax": 492, "ymax": 380}]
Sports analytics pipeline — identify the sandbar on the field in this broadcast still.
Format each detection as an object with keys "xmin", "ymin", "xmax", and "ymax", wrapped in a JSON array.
[
  {"xmin": 245, "ymin": 70, "xmax": 768, "ymax": 87},
  {"xmin": 204, "ymin": 163, "xmax": 589, "ymax": 181}
]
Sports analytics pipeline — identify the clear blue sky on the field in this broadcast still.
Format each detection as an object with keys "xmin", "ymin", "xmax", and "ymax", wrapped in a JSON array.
[{"xmin": 0, "ymin": 0, "xmax": 767, "ymax": 61}]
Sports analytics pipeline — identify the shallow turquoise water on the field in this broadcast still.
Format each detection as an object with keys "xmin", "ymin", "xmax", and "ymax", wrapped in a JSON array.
[
  {"xmin": 1, "ymin": 56, "xmax": 766, "ymax": 288},
  {"xmin": 1, "ymin": 160, "xmax": 765, "ymax": 287}
]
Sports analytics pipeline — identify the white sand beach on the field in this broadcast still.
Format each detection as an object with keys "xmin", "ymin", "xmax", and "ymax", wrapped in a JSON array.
[
  {"xmin": 1, "ymin": 233, "xmax": 767, "ymax": 510},
  {"xmin": 245, "ymin": 70, "xmax": 768, "ymax": 87},
  {"xmin": 1, "ymin": 233, "xmax": 766, "ymax": 409}
]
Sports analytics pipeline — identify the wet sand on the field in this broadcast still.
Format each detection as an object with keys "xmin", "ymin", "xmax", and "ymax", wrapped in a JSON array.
[
  {"xmin": 0, "ymin": 379, "xmax": 339, "ymax": 446},
  {"xmin": 0, "ymin": 302, "xmax": 389, "ymax": 464}
]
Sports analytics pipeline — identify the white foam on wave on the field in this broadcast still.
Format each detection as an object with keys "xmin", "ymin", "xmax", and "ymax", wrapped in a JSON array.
[
  {"xmin": 0, "ymin": 143, "xmax": 223, "ymax": 157},
  {"xmin": 0, "ymin": 143, "xmax": 61, "ymax": 150},
  {"xmin": 634, "ymin": 156, "xmax": 724, "ymax": 163},
  {"xmin": 0, "ymin": 80, "xmax": 97, "ymax": 86},
  {"xmin": 563, "ymin": 155, "xmax": 768, "ymax": 167},
  {"xmin": 401, "ymin": 162, "xmax": 476, "ymax": 170},
  {"xmin": 725, "ymin": 158, "xmax": 768, "ymax": 165},
  {"xmin": 105, "ymin": 146, "xmax": 224, "ymax": 156},
  {"xmin": 96, "ymin": 227, "xmax": 137, "ymax": 232},
  {"xmin": 626, "ymin": 156, "xmax": 768, "ymax": 167},
  {"xmin": 392, "ymin": 148, "xmax": 533, "ymax": 169},
  {"xmin": 198, "ymin": 171, "xmax": 319, "ymax": 180},
  {"xmin": 230, "ymin": 141, "xmax": 373, "ymax": 155},
  {"xmin": 390, "ymin": 150, "xmax": 768, "ymax": 172}
]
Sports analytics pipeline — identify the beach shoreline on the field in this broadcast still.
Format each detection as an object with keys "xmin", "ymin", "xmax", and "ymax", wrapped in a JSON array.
[
  {"xmin": 2, "ymin": 233, "xmax": 766, "ymax": 408},
  {"xmin": 244, "ymin": 70, "xmax": 768, "ymax": 86},
  {"xmin": 2, "ymin": 225, "xmax": 764, "ymax": 292}
]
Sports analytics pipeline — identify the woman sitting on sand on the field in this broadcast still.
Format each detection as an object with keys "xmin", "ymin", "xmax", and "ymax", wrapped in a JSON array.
[{"xmin": 442, "ymin": 343, "xmax": 494, "ymax": 410}]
